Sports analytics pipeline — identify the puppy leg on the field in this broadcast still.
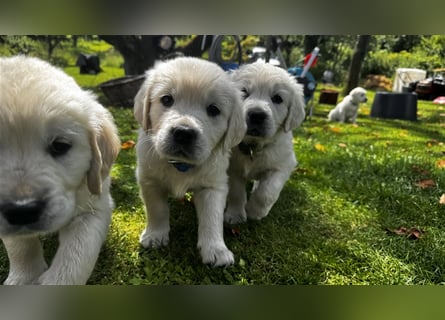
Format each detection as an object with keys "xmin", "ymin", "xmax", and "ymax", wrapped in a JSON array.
[
  {"xmin": 338, "ymin": 111, "xmax": 346, "ymax": 123},
  {"xmin": 194, "ymin": 187, "xmax": 234, "ymax": 267},
  {"xmin": 246, "ymin": 169, "xmax": 291, "ymax": 220},
  {"xmin": 2, "ymin": 236, "xmax": 48, "ymax": 285},
  {"xmin": 139, "ymin": 183, "xmax": 170, "ymax": 248},
  {"xmin": 36, "ymin": 201, "xmax": 112, "ymax": 284},
  {"xmin": 350, "ymin": 113, "xmax": 358, "ymax": 124},
  {"xmin": 224, "ymin": 174, "xmax": 248, "ymax": 224}
]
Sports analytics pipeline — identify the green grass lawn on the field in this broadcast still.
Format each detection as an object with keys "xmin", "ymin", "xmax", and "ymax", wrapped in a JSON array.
[
  {"xmin": 2, "ymin": 39, "xmax": 445, "ymax": 284},
  {"xmin": 85, "ymin": 89, "xmax": 445, "ymax": 284}
]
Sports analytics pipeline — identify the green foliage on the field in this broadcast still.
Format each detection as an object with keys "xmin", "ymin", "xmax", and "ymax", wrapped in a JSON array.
[
  {"xmin": 363, "ymin": 36, "xmax": 445, "ymax": 77},
  {"xmin": 363, "ymin": 49, "xmax": 442, "ymax": 77},
  {"xmin": 0, "ymin": 36, "xmax": 44, "ymax": 56},
  {"xmin": 315, "ymin": 36, "xmax": 354, "ymax": 84}
]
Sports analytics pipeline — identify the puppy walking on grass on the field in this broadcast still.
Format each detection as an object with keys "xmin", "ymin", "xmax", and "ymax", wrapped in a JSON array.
[
  {"xmin": 224, "ymin": 62, "xmax": 306, "ymax": 224},
  {"xmin": 0, "ymin": 56, "xmax": 120, "ymax": 284},
  {"xmin": 134, "ymin": 57, "xmax": 246, "ymax": 267},
  {"xmin": 328, "ymin": 87, "xmax": 368, "ymax": 124}
]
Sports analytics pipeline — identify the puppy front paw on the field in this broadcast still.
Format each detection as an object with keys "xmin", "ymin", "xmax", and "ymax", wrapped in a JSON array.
[
  {"xmin": 199, "ymin": 243, "xmax": 234, "ymax": 267},
  {"xmin": 246, "ymin": 201, "xmax": 270, "ymax": 221},
  {"xmin": 4, "ymin": 263, "xmax": 48, "ymax": 285},
  {"xmin": 140, "ymin": 228, "xmax": 169, "ymax": 248},
  {"xmin": 4, "ymin": 275, "xmax": 32, "ymax": 285},
  {"xmin": 34, "ymin": 272, "xmax": 68, "ymax": 285},
  {"xmin": 224, "ymin": 208, "xmax": 247, "ymax": 224}
]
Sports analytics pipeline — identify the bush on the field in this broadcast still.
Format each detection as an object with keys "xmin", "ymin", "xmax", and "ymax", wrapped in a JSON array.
[
  {"xmin": 363, "ymin": 49, "xmax": 442, "ymax": 78},
  {"xmin": 0, "ymin": 36, "xmax": 43, "ymax": 56}
]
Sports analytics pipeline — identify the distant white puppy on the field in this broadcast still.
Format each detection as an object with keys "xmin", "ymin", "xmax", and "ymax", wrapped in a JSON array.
[
  {"xmin": 224, "ymin": 62, "xmax": 306, "ymax": 224},
  {"xmin": 0, "ymin": 56, "xmax": 120, "ymax": 284},
  {"xmin": 134, "ymin": 57, "xmax": 246, "ymax": 267},
  {"xmin": 328, "ymin": 87, "xmax": 368, "ymax": 123}
]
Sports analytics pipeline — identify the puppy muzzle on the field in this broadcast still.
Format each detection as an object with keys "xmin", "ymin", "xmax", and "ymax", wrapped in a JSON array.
[
  {"xmin": 246, "ymin": 109, "xmax": 268, "ymax": 137},
  {"xmin": 166, "ymin": 125, "xmax": 199, "ymax": 158},
  {"xmin": 165, "ymin": 125, "xmax": 200, "ymax": 172},
  {"xmin": 0, "ymin": 199, "xmax": 46, "ymax": 226}
]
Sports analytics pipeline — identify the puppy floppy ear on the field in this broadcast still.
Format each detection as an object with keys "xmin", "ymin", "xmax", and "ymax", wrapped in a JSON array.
[
  {"xmin": 284, "ymin": 82, "xmax": 306, "ymax": 132},
  {"xmin": 222, "ymin": 91, "xmax": 247, "ymax": 153},
  {"xmin": 134, "ymin": 72, "xmax": 152, "ymax": 131},
  {"xmin": 87, "ymin": 114, "xmax": 121, "ymax": 195}
]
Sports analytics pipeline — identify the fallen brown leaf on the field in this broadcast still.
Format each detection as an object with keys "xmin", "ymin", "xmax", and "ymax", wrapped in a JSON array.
[
  {"xmin": 413, "ymin": 179, "xmax": 436, "ymax": 189},
  {"xmin": 314, "ymin": 143, "xmax": 326, "ymax": 152},
  {"xmin": 121, "ymin": 140, "xmax": 136, "ymax": 150},
  {"xmin": 225, "ymin": 226, "xmax": 241, "ymax": 237},
  {"xmin": 440, "ymin": 194, "xmax": 445, "ymax": 205},
  {"xmin": 386, "ymin": 227, "xmax": 425, "ymax": 240},
  {"xmin": 330, "ymin": 127, "xmax": 342, "ymax": 133},
  {"xmin": 338, "ymin": 143, "xmax": 347, "ymax": 148},
  {"xmin": 427, "ymin": 139, "xmax": 439, "ymax": 147},
  {"xmin": 437, "ymin": 159, "xmax": 445, "ymax": 168}
]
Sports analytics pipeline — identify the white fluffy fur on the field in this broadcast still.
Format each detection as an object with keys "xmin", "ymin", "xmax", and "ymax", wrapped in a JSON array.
[
  {"xmin": 327, "ymin": 87, "xmax": 368, "ymax": 123},
  {"xmin": 0, "ymin": 56, "xmax": 120, "ymax": 284},
  {"xmin": 134, "ymin": 57, "xmax": 246, "ymax": 267},
  {"xmin": 225, "ymin": 62, "xmax": 306, "ymax": 223}
]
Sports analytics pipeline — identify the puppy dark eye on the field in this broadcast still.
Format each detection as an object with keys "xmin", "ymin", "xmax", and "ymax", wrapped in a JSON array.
[
  {"xmin": 207, "ymin": 104, "xmax": 221, "ymax": 117},
  {"xmin": 271, "ymin": 94, "xmax": 283, "ymax": 104},
  {"xmin": 241, "ymin": 88, "xmax": 250, "ymax": 99},
  {"xmin": 161, "ymin": 95, "xmax": 174, "ymax": 107},
  {"xmin": 49, "ymin": 139, "xmax": 72, "ymax": 157}
]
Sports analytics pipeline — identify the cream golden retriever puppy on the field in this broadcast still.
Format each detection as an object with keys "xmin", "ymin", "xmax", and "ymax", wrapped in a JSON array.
[
  {"xmin": 224, "ymin": 62, "xmax": 306, "ymax": 224},
  {"xmin": 134, "ymin": 57, "xmax": 246, "ymax": 267},
  {"xmin": 328, "ymin": 87, "xmax": 368, "ymax": 123},
  {"xmin": 0, "ymin": 56, "xmax": 120, "ymax": 284}
]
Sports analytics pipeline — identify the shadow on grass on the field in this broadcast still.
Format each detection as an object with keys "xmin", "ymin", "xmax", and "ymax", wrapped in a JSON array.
[
  {"xmin": 304, "ymin": 148, "xmax": 445, "ymax": 284},
  {"xmin": 91, "ymin": 172, "xmax": 345, "ymax": 284}
]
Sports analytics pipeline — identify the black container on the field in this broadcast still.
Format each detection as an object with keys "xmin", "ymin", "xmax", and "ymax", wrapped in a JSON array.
[
  {"xmin": 318, "ymin": 89, "xmax": 339, "ymax": 105},
  {"xmin": 99, "ymin": 75, "xmax": 146, "ymax": 107},
  {"xmin": 370, "ymin": 92, "xmax": 417, "ymax": 121}
]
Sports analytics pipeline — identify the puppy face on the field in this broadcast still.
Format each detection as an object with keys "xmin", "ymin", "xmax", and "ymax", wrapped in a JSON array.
[
  {"xmin": 231, "ymin": 62, "xmax": 305, "ymax": 143},
  {"xmin": 350, "ymin": 87, "xmax": 368, "ymax": 104},
  {"xmin": 0, "ymin": 56, "xmax": 120, "ymax": 236},
  {"xmin": 134, "ymin": 57, "xmax": 245, "ymax": 166}
]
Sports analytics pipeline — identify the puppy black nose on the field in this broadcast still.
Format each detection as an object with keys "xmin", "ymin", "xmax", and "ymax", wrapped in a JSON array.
[
  {"xmin": 248, "ymin": 110, "xmax": 267, "ymax": 125},
  {"xmin": 172, "ymin": 126, "xmax": 197, "ymax": 145},
  {"xmin": 0, "ymin": 200, "xmax": 46, "ymax": 225}
]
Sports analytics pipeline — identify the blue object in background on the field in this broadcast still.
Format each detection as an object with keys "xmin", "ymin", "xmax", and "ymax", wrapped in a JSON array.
[
  {"xmin": 288, "ymin": 66, "xmax": 317, "ymax": 104},
  {"xmin": 220, "ymin": 62, "xmax": 239, "ymax": 71}
]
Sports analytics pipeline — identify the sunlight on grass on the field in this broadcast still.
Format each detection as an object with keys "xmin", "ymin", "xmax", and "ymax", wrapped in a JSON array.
[
  {"xmin": 292, "ymin": 89, "xmax": 445, "ymax": 284},
  {"xmin": 64, "ymin": 66, "xmax": 125, "ymax": 89},
  {"xmin": 4, "ymin": 39, "xmax": 445, "ymax": 284}
]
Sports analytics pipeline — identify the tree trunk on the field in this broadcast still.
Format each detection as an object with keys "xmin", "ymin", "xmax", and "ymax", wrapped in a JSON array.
[
  {"xmin": 344, "ymin": 35, "xmax": 371, "ymax": 95},
  {"xmin": 304, "ymin": 35, "xmax": 320, "ymax": 55},
  {"xmin": 100, "ymin": 35, "xmax": 158, "ymax": 75},
  {"xmin": 100, "ymin": 35, "xmax": 214, "ymax": 76}
]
